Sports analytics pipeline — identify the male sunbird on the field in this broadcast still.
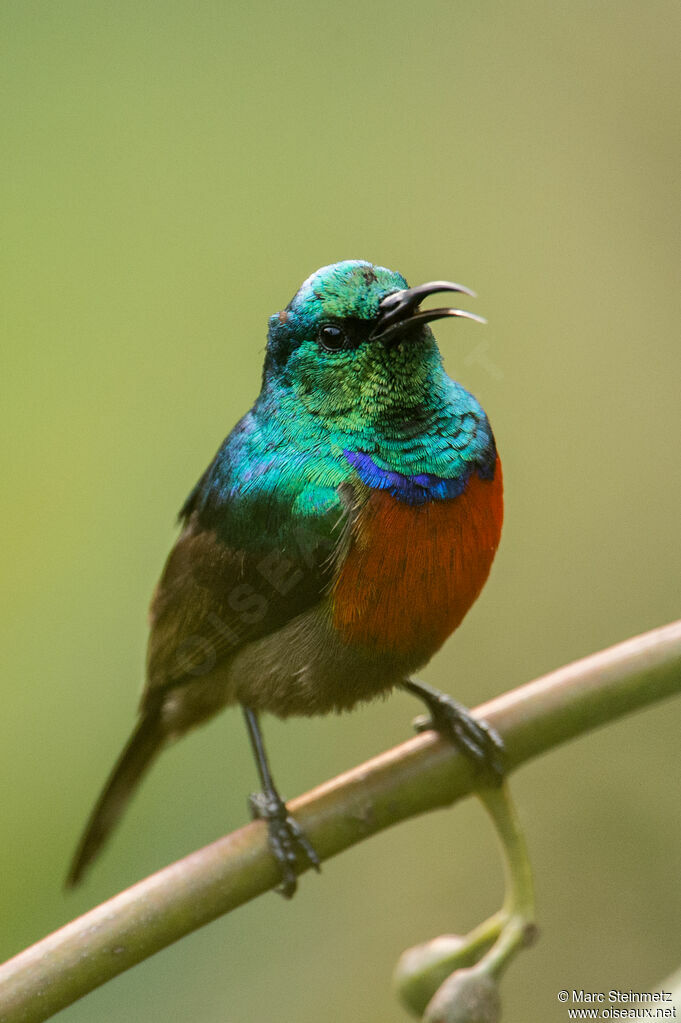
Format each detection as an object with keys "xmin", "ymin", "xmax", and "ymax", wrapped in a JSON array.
[{"xmin": 68, "ymin": 260, "xmax": 504, "ymax": 896}]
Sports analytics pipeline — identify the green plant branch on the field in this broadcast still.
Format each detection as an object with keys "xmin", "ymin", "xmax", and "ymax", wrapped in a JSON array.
[{"xmin": 2, "ymin": 619, "xmax": 681, "ymax": 1023}]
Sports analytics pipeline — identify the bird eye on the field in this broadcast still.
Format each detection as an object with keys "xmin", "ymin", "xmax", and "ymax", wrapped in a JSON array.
[{"xmin": 318, "ymin": 324, "xmax": 347, "ymax": 352}]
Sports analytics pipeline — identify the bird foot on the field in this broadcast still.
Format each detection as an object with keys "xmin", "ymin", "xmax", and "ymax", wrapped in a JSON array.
[
  {"xmin": 248, "ymin": 791, "xmax": 320, "ymax": 898},
  {"xmin": 407, "ymin": 680, "xmax": 505, "ymax": 780}
]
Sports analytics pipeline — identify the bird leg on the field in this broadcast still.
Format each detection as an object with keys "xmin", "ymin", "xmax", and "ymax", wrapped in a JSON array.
[
  {"xmin": 402, "ymin": 678, "xmax": 505, "ymax": 779},
  {"xmin": 242, "ymin": 706, "xmax": 320, "ymax": 898}
]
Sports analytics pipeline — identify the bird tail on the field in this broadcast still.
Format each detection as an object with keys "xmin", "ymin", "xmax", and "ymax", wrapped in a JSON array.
[{"xmin": 66, "ymin": 712, "xmax": 164, "ymax": 887}]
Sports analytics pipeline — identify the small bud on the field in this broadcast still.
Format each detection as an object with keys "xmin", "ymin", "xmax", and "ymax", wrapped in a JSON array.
[
  {"xmin": 394, "ymin": 935, "xmax": 475, "ymax": 1016},
  {"xmin": 423, "ymin": 966, "xmax": 501, "ymax": 1023}
]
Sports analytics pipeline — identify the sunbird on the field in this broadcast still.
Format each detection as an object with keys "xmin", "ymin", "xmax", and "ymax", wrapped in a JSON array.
[{"xmin": 68, "ymin": 260, "xmax": 504, "ymax": 895}]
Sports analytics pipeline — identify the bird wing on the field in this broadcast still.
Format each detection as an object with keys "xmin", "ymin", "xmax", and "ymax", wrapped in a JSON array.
[{"xmin": 143, "ymin": 445, "xmax": 355, "ymax": 706}]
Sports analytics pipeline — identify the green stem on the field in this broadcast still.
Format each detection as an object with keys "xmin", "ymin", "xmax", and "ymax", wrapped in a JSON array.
[
  {"xmin": 457, "ymin": 911, "xmax": 507, "ymax": 961},
  {"xmin": 1, "ymin": 619, "xmax": 681, "ymax": 1023},
  {"xmin": 476, "ymin": 782, "xmax": 536, "ymax": 979},
  {"xmin": 478, "ymin": 784, "xmax": 534, "ymax": 923}
]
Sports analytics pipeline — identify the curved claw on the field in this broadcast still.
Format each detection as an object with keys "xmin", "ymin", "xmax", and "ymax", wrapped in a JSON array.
[
  {"xmin": 249, "ymin": 791, "xmax": 321, "ymax": 898},
  {"xmin": 404, "ymin": 679, "xmax": 505, "ymax": 781}
]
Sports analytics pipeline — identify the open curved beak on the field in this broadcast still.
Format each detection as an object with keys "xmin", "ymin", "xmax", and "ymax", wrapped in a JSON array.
[{"xmin": 370, "ymin": 280, "xmax": 486, "ymax": 345}]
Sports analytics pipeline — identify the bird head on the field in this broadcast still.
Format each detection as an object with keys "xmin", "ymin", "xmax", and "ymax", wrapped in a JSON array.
[{"xmin": 264, "ymin": 260, "xmax": 484, "ymax": 427}]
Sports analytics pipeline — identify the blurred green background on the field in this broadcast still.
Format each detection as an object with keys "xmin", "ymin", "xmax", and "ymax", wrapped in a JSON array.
[{"xmin": 2, "ymin": 2, "xmax": 680, "ymax": 1020}]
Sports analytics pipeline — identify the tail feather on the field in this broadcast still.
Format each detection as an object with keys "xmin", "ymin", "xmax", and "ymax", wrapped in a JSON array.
[{"xmin": 66, "ymin": 713, "xmax": 164, "ymax": 887}]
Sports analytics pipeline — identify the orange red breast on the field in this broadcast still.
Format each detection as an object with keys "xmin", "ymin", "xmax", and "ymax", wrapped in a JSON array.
[{"xmin": 331, "ymin": 457, "xmax": 503, "ymax": 658}]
